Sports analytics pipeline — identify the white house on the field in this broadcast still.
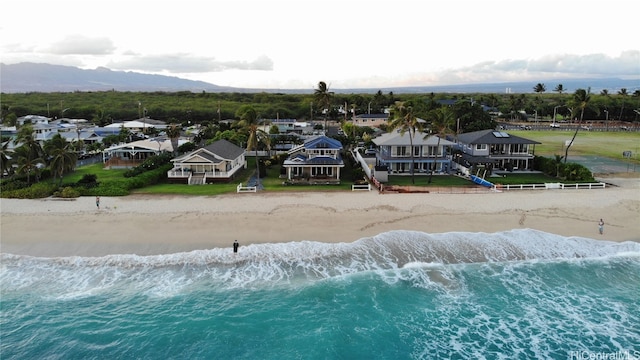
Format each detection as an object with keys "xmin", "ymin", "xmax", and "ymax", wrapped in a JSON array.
[{"xmin": 168, "ymin": 139, "xmax": 246, "ymax": 185}]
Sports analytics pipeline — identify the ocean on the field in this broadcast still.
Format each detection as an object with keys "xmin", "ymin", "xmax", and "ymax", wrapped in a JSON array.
[{"xmin": 1, "ymin": 229, "xmax": 639, "ymax": 359}]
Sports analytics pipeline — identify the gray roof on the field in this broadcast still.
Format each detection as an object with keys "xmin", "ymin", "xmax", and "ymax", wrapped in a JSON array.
[
  {"xmin": 203, "ymin": 139, "xmax": 245, "ymax": 160},
  {"xmin": 171, "ymin": 139, "xmax": 244, "ymax": 164},
  {"xmin": 456, "ymin": 130, "xmax": 541, "ymax": 145}
]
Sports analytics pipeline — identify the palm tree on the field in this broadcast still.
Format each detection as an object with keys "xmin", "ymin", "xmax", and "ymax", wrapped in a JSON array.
[
  {"xmin": 553, "ymin": 84, "xmax": 565, "ymax": 94},
  {"xmin": 236, "ymin": 106, "xmax": 269, "ymax": 188},
  {"xmin": 533, "ymin": 83, "xmax": 546, "ymax": 93},
  {"xmin": 314, "ymin": 81, "xmax": 333, "ymax": 133},
  {"xmin": 426, "ymin": 107, "xmax": 455, "ymax": 184},
  {"xmin": 617, "ymin": 88, "xmax": 628, "ymax": 121},
  {"xmin": 564, "ymin": 88, "xmax": 592, "ymax": 163},
  {"xmin": 0, "ymin": 140, "xmax": 14, "ymax": 177},
  {"xmin": 14, "ymin": 124, "xmax": 44, "ymax": 183},
  {"xmin": 44, "ymin": 133, "xmax": 77, "ymax": 186},
  {"xmin": 13, "ymin": 145, "xmax": 44, "ymax": 184},
  {"xmin": 388, "ymin": 101, "xmax": 424, "ymax": 184},
  {"xmin": 165, "ymin": 123, "xmax": 182, "ymax": 155}
]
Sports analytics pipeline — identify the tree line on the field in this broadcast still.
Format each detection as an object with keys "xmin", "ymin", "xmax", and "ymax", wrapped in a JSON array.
[{"xmin": 2, "ymin": 85, "xmax": 638, "ymax": 128}]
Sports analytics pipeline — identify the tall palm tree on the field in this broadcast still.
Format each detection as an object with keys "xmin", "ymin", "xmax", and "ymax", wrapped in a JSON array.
[
  {"xmin": 165, "ymin": 123, "xmax": 182, "ymax": 155},
  {"xmin": 564, "ymin": 88, "xmax": 592, "ymax": 163},
  {"xmin": 617, "ymin": 88, "xmax": 628, "ymax": 121},
  {"xmin": 14, "ymin": 124, "xmax": 44, "ymax": 183},
  {"xmin": 314, "ymin": 81, "xmax": 333, "ymax": 133},
  {"xmin": 236, "ymin": 106, "xmax": 269, "ymax": 188},
  {"xmin": 426, "ymin": 107, "xmax": 455, "ymax": 184},
  {"xmin": 388, "ymin": 101, "xmax": 424, "ymax": 184},
  {"xmin": 44, "ymin": 133, "xmax": 77, "ymax": 186}
]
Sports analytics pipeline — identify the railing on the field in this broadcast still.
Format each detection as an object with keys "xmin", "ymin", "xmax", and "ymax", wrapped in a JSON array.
[
  {"xmin": 237, "ymin": 183, "xmax": 257, "ymax": 193},
  {"xmin": 351, "ymin": 184, "xmax": 371, "ymax": 191},
  {"xmin": 496, "ymin": 182, "xmax": 606, "ymax": 191}
]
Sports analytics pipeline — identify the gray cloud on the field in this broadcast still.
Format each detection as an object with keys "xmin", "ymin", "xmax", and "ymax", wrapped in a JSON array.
[
  {"xmin": 461, "ymin": 51, "xmax": 640, "ymax": 78},
  {"xmin": 48, "ymin": 35, "xmax": 116, "ymax": 55},
  {"xmin": 107, "ymin": 54, "xmax": 274, "ymax": 73}
]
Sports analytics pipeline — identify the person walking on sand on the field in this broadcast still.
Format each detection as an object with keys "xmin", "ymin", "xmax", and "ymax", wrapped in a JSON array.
[
  {"xmin": 233, "ymin": 240, "xmax": 239, "ymax": 253},
  {"xmin": 598, "ymin": 219, "xmax": 604, "ymax": 235},
  {"xmin": 96, "ymin": 196, "xmax": 100, "ymax": 209}
]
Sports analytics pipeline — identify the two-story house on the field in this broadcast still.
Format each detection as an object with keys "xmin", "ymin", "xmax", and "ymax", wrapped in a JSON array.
[
  {"xmin": 454, "ymin": 129, "xmax": 541, "ymax": 173},
  {"xmin": 352, "ymin": 113, "xmax": 389, "ymax": 128},
  {"xmin": 372, "ymin": 131, "xmax": 456, "ymax": 175},
  {"xmin": 282, "ymin": 135, "xmax": 344, "ymax": 184}
]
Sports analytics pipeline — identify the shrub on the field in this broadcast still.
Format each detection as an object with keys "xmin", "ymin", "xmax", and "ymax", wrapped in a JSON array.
[
  {"xmin": 124, "ymin": 153, "xmax": 173, "ymax": 178},
  {"xmin": 1, "ymin": 182, "xmax": 58, "ymax": 199},
  {"xmin": 57, "ymin": 186, "xmax": 81, "ymax": 198},
  {"xmin": 77, "ymin": 174, "xmax": 99, "ymax": 188}
]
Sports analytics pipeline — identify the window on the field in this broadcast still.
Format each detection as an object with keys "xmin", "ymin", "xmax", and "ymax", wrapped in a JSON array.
[{"xmin": 476, "ymin": 144, "xmax": 487, "ymax": 150}]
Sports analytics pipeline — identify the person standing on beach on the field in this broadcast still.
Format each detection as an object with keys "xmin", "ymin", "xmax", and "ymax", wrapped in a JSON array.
[
  {"xmin": 598, "ymin": 219, "xmax": 604, "ymax": 235},
  {"xmin": 96, "ymin": 196, "xmax": 100, "ymax": 209},
  {"xmin": 233, "ymin": 240, "xmax": 239, "ymax": 253}
]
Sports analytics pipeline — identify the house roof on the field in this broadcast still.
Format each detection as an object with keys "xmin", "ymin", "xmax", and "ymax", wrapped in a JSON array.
[
  {"xmin": 354, "ymin": 113, "xmax": 389, "ymax": 119},
  {"xmin": 372, "ymin": 131, "xmax": 457, "ymax": 146},
  {"xmin": 105, "ymin": 119, "xmax": 167, "ymax": 129},
  {"xmin": 304, "ymin": 135, "xmax": 342, "ymax": 149},
  {"xmin": 202, "ymin": 139, "xmax": 245, "ymax": 160},
  {"xmin": 173, "ymin": 139, "xmax": 245, "ymax": 164},
  {"xmin": 288, "ymin": 135, "xmax": 343, "ymax": 154},
  {"xmin": 456, "ymin": 129, "xmax": 541, "ymax": 145},
  {"xmin": 104, "ymin": 138, "xmax": 173, "ymax": 153}
]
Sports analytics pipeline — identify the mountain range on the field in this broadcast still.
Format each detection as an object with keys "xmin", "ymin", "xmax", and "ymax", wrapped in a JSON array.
[{"xmin": 1, "ymin": 62, "xmax": 638, "ymax": 94}]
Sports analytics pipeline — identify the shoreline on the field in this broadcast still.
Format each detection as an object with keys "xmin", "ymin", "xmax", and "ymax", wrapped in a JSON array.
[{"xmin": 1, "ymin": 179, "xmax": 639, "ymax": 257}]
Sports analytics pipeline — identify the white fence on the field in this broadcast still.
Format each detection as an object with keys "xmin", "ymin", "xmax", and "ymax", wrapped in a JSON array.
[
  {"xmin": 237, "ymin": 183, "xmax": 257, "ymax": 193},
  {"xmin": 497, "ymin": 182, "xmax": 606, "ymax": 191},
  {"xmin": 351, "ymin": 184, "xmax": 372, "ymax": 191}
]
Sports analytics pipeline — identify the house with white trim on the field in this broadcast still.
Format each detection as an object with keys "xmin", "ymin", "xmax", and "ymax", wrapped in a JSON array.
[
  {"xmin": 167, "ymin": 139, "xmax": 246, "ymax": 184},
  {"xmin": 282, "ymin": 135, "xmax": 345, "ymax": 184},
  {"xmin": 102, "ymin": 138, "xmax": 173, "ymax": 169},
  {"xmin": 453, "ymin": 129, "xmax": 541, "ymax": 174},
  {"xmin": 372, "ymin": 131, "xmax": 456, "ymax": 175}
]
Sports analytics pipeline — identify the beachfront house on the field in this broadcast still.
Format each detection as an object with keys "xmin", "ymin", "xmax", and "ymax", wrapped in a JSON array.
[
  {"xmin": 103, "ymin": 138, "xmax": 173, "ymax": 169},
  {"xmin": 372, "ymin": 130, "xmax": 456, "ymax": 175},
  {"xmin": 167, "ymin": 139, "xmax": 246, "ymax": 185},
  {"xmin": 453, "ymin": 129, "xmax": 541, "ymax": 175},
  {"xmin": 282, "ymin": 135, "xmax": 345, "ymax": 184}
]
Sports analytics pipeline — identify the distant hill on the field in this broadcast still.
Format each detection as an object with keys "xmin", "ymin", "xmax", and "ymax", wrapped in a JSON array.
[
  {"xmin": 2, "ymin": 62, "xmax": 638, "ymax": 94},
  {"xmin": 0, "ymin": 62, "xmax": 236, "ymax": 93}
]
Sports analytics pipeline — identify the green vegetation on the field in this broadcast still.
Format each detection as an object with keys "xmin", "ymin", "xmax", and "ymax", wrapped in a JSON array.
[
  {"xmin": 509, "ymin": 130, "xmax": 640, "ymax": 164},
  {"xmin": 2, "ymin": 88, "xmax": 638, "ymax": 198}
]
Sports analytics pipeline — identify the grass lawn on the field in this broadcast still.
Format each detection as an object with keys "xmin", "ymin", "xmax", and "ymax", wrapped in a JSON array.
[
  {"xmin": 386, "ymin": 175, "xmax": 472, "ymax": 186},
  {"xmin": 64, "ymin": 163, "xmax": 128, "ymax": 183},
  {"xmin": 509, "ymin": 130, "xmax": 640, "ymax": 163}
]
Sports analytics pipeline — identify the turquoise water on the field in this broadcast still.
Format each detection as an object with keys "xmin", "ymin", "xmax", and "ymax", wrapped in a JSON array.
[{"xmin": 2, "ymin": 229, "xmax": 639, "ymax": 359}]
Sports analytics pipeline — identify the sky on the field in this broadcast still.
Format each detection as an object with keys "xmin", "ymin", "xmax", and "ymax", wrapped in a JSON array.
[{"xmin": 2, "ymin": 0, "xmax": 638, "ymax": 90}]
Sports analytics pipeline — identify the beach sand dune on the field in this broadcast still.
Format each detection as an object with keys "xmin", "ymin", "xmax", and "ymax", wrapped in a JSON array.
[{"xmin": 1, "ymin": 179, "xmax": 638, "ymax": 257}]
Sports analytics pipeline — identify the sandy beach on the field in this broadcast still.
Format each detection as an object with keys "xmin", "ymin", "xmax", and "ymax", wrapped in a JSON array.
[{"xmin": 1, "ymin": 177, "xmax": 639, "ymax": 257}]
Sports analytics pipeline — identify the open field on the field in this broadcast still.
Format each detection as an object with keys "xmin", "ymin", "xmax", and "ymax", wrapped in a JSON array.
[{"xmin": 509, "ymin": 130, "xmax": 640, "ymax": 163}]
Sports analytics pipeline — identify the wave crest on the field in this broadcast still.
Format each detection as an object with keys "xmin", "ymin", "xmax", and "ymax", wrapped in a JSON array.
[{"xmin": 2, "ymin": 229, "xmax": 638, "ymax": 295}]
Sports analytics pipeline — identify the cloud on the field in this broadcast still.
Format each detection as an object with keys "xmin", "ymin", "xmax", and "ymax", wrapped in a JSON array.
[
  {"xmin": 457, "ymin": 51, "xmax": 640, "ymax": 80},
  {"xmin": 48, "ymin": 35, "xmax": 116, "ymax": 55},
  {"xmin": 107, "ymin": 54, "xmax": 274, "ymax": 73}
]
